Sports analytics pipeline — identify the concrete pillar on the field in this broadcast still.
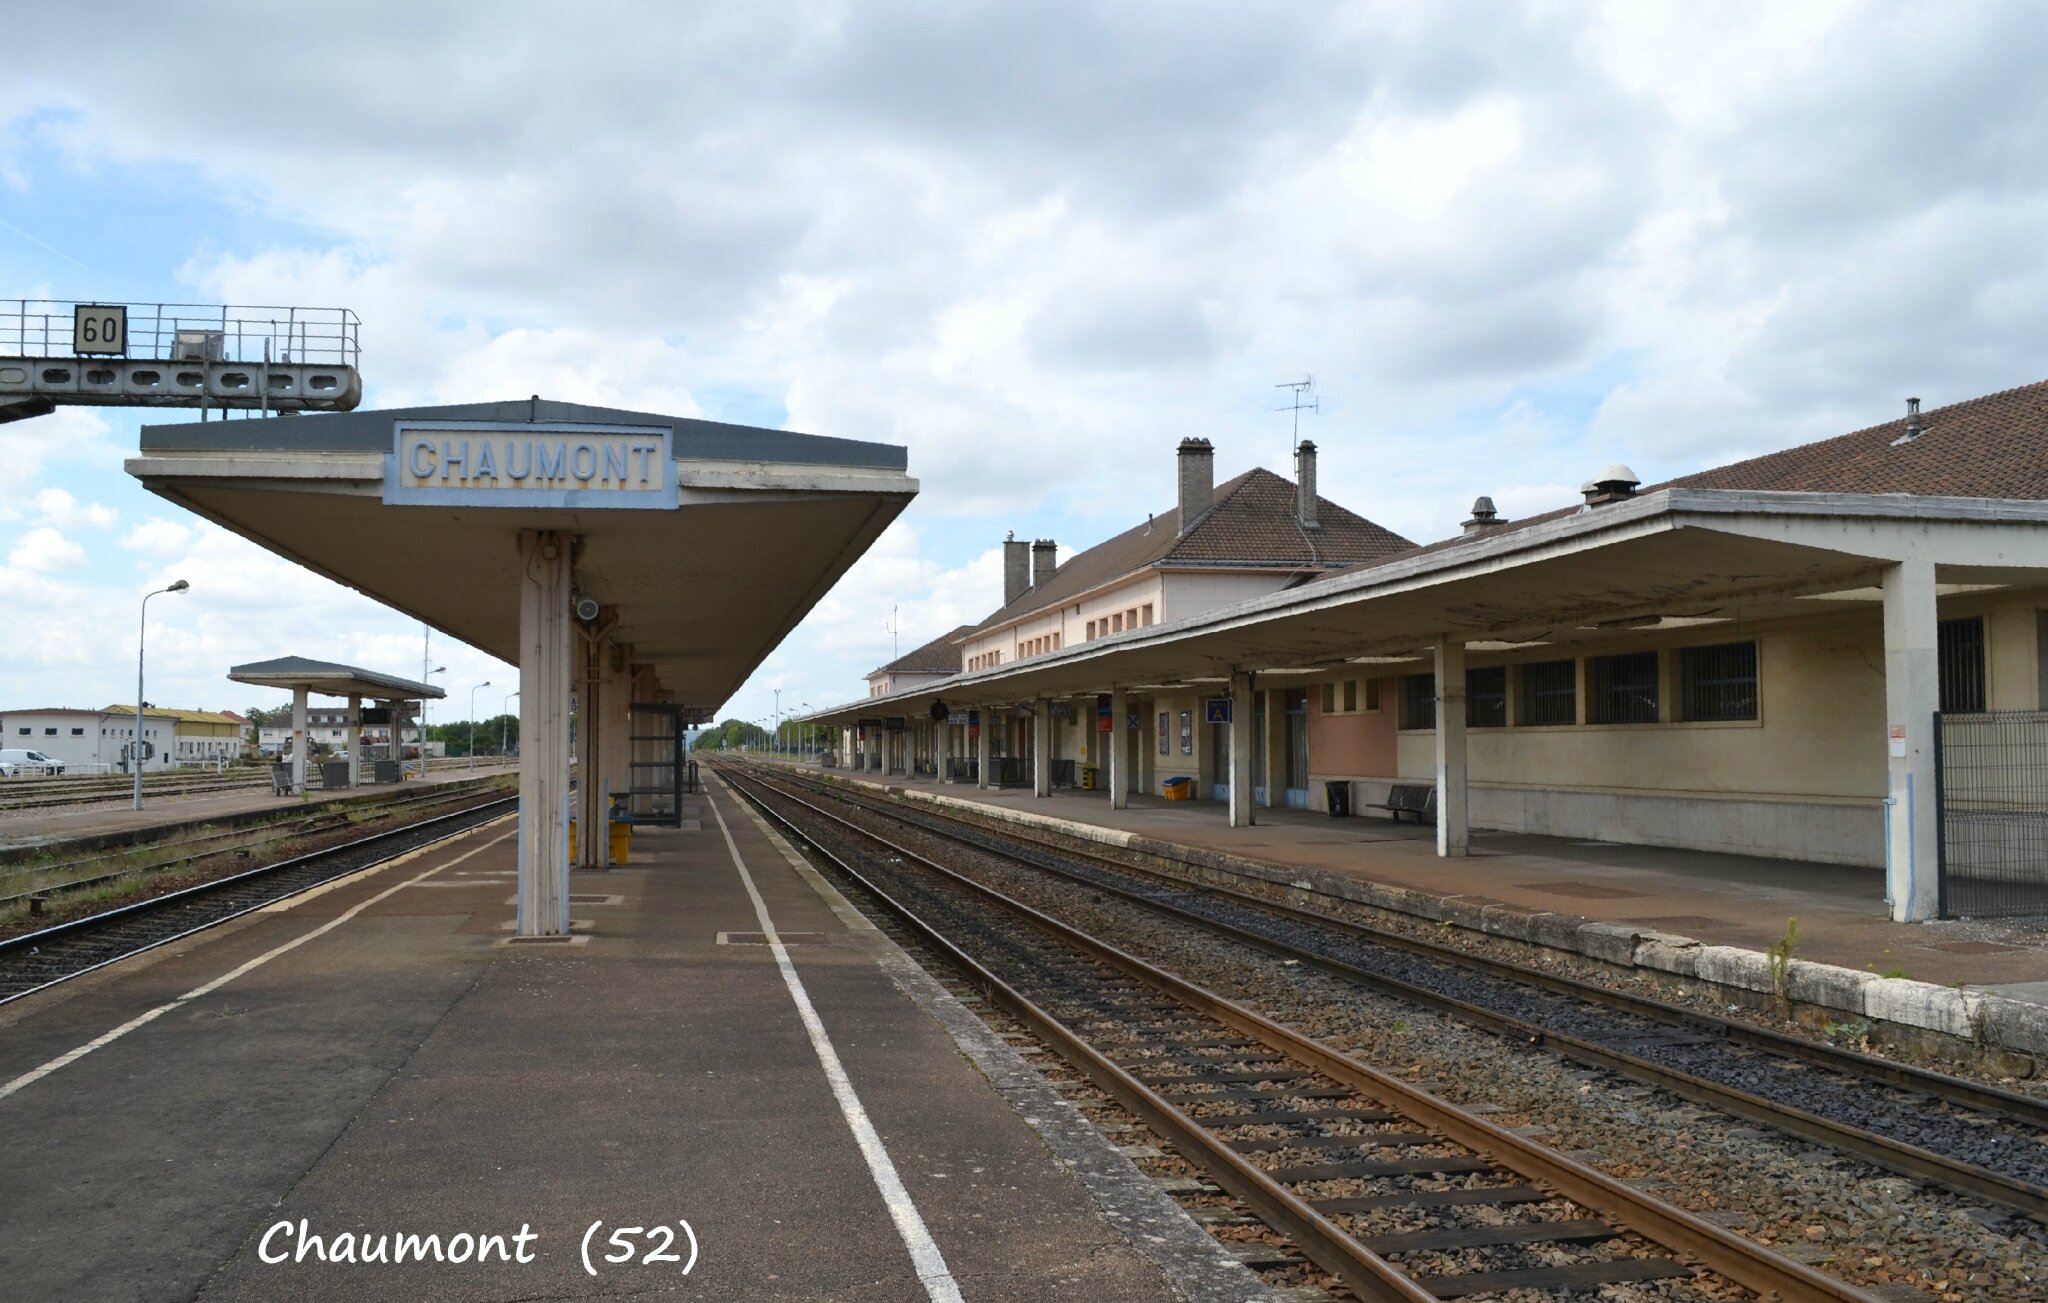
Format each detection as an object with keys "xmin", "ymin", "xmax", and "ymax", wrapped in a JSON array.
[
  {"xmin": 1032, "ymin": 699, "xmax": 1052, "ymax": 797},
  {"xmin": 599, "ymin": 641, "xmax": 632, "ymax": 831},
  {"xmin": 291, "ymin": 685, "xmax": 309, "ymax": 793},
  {"xmin": 575, "ymin": 634, "xmax": 604, "ymax": 870},
  {"xmin": 977, "ymin": 711, "xmax": 993, "ymax": 790},
  {"xmin": 1884, "ymin": 558, "xmax": 1941, "ymax": 921},
  {"xmin": 517, "ymin": 527, "xmax": 574, "ymax": 938},
  {"xmin": 1109, "ymin": 685, "xmax": 1129, "ymax": 810},
  {"xmin": 1434, "ymin": 635, "xmax": 1470, "ymax": 857},
  {"xmin": 1228, "ymin": 671, "xmax": 1254, "ymax": 828},
  {"xmin": 345, "ymin": 695, "xmax": 361, "ymax": 787}
]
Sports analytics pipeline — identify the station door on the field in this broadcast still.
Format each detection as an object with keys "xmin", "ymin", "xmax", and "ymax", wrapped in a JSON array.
[
  {"xmin": 1937, "ymin": 709, "xmax": 2048, "ymax": 917},
  {"xmin": 626, "ymin": 704, "xmax": 690, "ymax": 826}
]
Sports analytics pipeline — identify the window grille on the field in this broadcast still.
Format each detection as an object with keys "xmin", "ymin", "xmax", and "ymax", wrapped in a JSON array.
[
  {"xmin": 1518, "ymin": 660, "xmax": 1576, "ymax": 725},
  {"xmin": 1939, "ymin": 616, "xmax": 1986, "ymax": 713},
  {"xmin": 1587, "ymin": 651, "xmax": 1659, "ymax": 724},
  {"xmin": 1467, "ymin": 666, "xmax": 1507, "ymax": 727},
  {"xmin": 1679, "ymin": 641, "xmax": 1758, "ymax": 721},
  {"xmin": 1400, "ymin": 673, "xmax": 1435, "ymax": 730}
]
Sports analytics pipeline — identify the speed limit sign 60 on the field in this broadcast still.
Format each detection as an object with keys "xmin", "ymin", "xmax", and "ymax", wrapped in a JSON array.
[{"xmin": 74, "ymin": 304, "xmax": 127, "ymax": 356}]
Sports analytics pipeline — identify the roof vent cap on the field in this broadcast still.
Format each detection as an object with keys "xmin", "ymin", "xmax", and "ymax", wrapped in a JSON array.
[
  {"xmin": 1580, "ymin": 463, "xmax": 1641, "ymax": 506},
  {"xmin": 1462, "ymin": 495, "xmax": 1504, "ymax": 534},
  {"xmin": 1891, "ymin": 396, "xmax": 1924, "ymax": 447}
]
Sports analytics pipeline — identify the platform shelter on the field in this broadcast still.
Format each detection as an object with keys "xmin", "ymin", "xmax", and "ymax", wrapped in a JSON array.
[
  {"xmin": 227, "ymin": 656, "xmax": 443, "ymax": 791},
  {"xmin": 132, "ymin": 398, "xmax": 916, "ymax": 937}
]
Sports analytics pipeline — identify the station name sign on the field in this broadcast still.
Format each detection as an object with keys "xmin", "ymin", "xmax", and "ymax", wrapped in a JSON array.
[{"xmin": 383, "ymin": 421, "xmax": 676, "ymax": 509}]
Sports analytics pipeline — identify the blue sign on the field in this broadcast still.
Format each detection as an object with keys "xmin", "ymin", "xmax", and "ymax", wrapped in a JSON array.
[
  {"xmin": 384, "ymin": 421, "xmax": 676, "ymax": 509},
  {"xmin": 1204, "ymin": 697, "xmax": 1232, "ymax": 725}
]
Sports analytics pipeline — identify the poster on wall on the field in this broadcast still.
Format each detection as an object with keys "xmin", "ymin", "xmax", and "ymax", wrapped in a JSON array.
[{"xmin": 1178, "ymin": 710, "xmax": 1193, "ymax": 755}]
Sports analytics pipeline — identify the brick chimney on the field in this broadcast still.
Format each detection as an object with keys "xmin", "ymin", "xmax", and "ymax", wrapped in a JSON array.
[
  {"xmin": 1294, "ymin": 440, "xmax": 1319, "ymax": 529},
  {"xmin": 1031, "ymin": 538, "xmax": 1057, "ymax": 588},
  {"xmin": 1177, "ymin": 438, "xmax": 1214, "ymax": 536},
  {"xmin": 1002, "ymin": 532, "xmax": 1030, "ymax": 607}
]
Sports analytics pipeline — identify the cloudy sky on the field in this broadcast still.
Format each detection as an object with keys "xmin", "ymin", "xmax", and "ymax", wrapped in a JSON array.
[{"xmin": 4, "ymin": 2, "xmax": 2046, "ymax": 727}]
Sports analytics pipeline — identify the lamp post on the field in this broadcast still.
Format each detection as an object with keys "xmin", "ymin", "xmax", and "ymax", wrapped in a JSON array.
[
  {"xmin": 800, "ymin": 702, "xmax": 813, "ymax": 761},
  {"xmin": 134, "ymin": 579, "xmax": 190, "ymax": 810},
  {"xmin": 468, "ymin": 680, "xmax": 492, "ymax": 770},
  {"xmin": 418, "ymin": 665, "xmax": 445, "ymax": 777},
  {"xmin": 502, "ymin": 689, "xmax": 521, "ymax": 756},
  {"xmin": 773, "ymin": 688, "xmax": 782, "ymax": 755}
]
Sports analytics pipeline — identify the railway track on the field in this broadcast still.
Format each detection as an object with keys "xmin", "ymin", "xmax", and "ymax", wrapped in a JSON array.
[
  {"xmin": 722, "ymin": 762, "xmax": 1877, "ymax": 1301},
  {"xmin": 0, "ymin": 780, "xmax": 514, "ymax": 912},
  {"xmin": 0, "ymin": 759, "xmax": 514, "ymax": 814},
  {"xmin": 734, "ymin": 762, "xmax": 2048, "ymax": 1225},
  {"xmin": 0, "ymin": 794, "xmax": 514, "ymax": 1004}
]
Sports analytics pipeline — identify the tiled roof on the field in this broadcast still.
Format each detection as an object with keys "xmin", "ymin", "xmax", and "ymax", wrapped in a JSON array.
[
  {"xmin": 966, "ymin": 467, "xmax": 1414, "ymax": 634},
  {"xmin": 1326, "ymin": 378, "xmax": 2048, "ymax": 581},
  {"xmin": 102, "ymin": 706, "xmax": 243, "ymax": 725},
  {"xmin": 874, "ymin": 625, "xmax": 975, "ymax": 675}
]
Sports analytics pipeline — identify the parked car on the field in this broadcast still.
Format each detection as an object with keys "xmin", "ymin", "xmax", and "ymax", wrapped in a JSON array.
[{"xmin": 0, "ymin": 749, "xmax": 66, "ymax": 776}]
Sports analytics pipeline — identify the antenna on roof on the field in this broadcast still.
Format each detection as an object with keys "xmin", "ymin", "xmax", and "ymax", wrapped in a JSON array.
[
  {"xmin": 1275, "ymin": 375, "xmax": 1319, "ymax": 466},
  {"xmin": 885, "ymin": 604, "xmax": 899, "ymax": 659}
]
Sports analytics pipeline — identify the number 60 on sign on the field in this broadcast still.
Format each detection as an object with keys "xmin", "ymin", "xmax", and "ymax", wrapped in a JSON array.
[{"xmin": 73, "ymin": 304, "xmax": 127, "ymax": 356}]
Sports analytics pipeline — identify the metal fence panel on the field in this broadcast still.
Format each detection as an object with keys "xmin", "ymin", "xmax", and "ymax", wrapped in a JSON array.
[{"xmin": 1937, "ymin": 709, "xmax": 2048, "ymax": 917}]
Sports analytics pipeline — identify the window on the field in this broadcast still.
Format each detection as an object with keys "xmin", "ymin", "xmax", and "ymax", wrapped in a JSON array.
[
  {"xmin": 1111, "ymin": 613, "xmax": 1124, "ymax": 633},
  {"xmin": 1320, "ymin": 678, "xmax": 1381, "ymax": 716},
  {"xmin": 1587, "ymin": 651, "xmax": 1660, "ymax": 724},
  {"xmin": 1140, "ymin": 603, "xmax": 1154, "ymax": 626},
  {"xmin": 1157, "ymin": 712, "xmax": 1170, "ymax": 756},
  {"xmin": 18, "ymin": 727, "xmax": 28, "ymax": 736},
  {"xmin": 1939, "ymin": 616, "xmax": 1986, "ymax": 713},
  {"xmin": 1126, "ymin": 607, "xmax": 1138, "ymax": 629},
  {"xmin": 1679, "ymin": 641, "xmax": 1758, "ymax": 721},
  {"xmin": 1400, "ymin": 673, "xmax": 1435, "ymax": 730},
  {"xmin": 1467, "ymin": 666, "xmax": 1507, "ymax": 727},
  {"xmin": 44, "ymin": 727, "xmax": 56, "ymax": 735},
  {"xmin": 1320, "ymin": 682, "xmax": 1335, "ymax": 714},
  {"xmin": 1519, "ymin": 660, "xmax": 1576, "ymax": 725}
]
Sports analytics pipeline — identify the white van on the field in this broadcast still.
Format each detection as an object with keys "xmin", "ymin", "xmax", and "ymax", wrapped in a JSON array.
[{"xmin": 0, "ymin": 749, "xmax": 66, "ymax": 776}]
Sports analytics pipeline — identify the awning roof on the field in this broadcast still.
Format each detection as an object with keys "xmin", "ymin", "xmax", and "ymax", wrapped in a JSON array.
[
  {"xmin": 228, "ymin": 655, "xmax": 445, "ymax": 700},
  {"xmin": 802, "ymin": 489, "xmax": 2048, "ymax": 723}
]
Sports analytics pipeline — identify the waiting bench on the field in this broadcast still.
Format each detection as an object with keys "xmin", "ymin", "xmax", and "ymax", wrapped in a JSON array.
[{"xmin": 1364, "ymin": 782, "xmax": 1436, "ymax": 823}]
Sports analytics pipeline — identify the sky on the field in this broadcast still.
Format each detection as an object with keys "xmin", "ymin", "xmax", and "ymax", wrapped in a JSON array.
[{"xmin": 5, "ymin": 1, "xmax": 2048, "ymax": 728}]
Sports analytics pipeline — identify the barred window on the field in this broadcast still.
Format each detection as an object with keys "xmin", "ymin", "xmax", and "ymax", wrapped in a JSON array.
[
  {"xmin": 1679, "ymin": 641, "xmax": 1758, "ymax": 721},
  {"xmin": 1466, "ymin": 666, "xmax": 1507, "ymax": 727},
  {"xmin": 1400, "ymin": 673, "xmax": 1436, "ymax": 730},
  {"xmin": 1939, "ymin": 617, "xmax": 1986, "ymax": 713},
  {"xmin": 1519, "ymin": 660, "xmax": 1576, "ymax": 726},
  {"xmin": 1587, "ymin": 651, "xmax": 1660, "ymax": 724}
]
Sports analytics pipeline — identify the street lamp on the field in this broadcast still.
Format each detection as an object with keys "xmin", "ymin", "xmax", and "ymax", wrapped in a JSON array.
[
  {"xmin": 502, "ymin": 689, "xmax": 521, "ymax": 756},
  {"xmin": 800, "ymin": 702, "xmax": 813, "ymax": 760},
  {"xmin": 468, "ymin": 681, "xmax": 492, "ymax": 770},
  {"xmin": 773, "ymin": 688, "xmax": 782, "ymax": 755},
  {"xmin": 134, "ymin": 579, "xmax": 190, "ymax": 810},
  {"xmin": 419, "ymin": 665, "xmax": 445, "ymax": 777}
]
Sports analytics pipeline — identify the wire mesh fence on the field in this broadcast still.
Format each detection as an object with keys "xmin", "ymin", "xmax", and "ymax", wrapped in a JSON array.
[{"xmin": 1937, "ymin": 710, "xmax": 2048, "ymax": 918}]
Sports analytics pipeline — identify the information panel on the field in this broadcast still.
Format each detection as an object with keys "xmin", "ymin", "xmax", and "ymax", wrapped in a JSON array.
[{"xmin": 384, "ymin": 421, "xmax": 676, "ymax": 509}]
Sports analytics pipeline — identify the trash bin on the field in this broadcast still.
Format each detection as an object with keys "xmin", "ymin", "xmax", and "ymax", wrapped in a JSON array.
[
  {"xmin": 321, "ymin": 761, "xmax": 351, "ymax": 790},
  {"xmin": 1324, "ymin": 779, "xmax": 1351, "ymax": 817},
  {"xmin": 1080, "ymin": 765, "xmax": 1098, "ymax": 791},
  {"xmin": 609, "ymin": 820, "xmax": 632, "ymax": 865},
  {"xmin": 1162, "ymin": 776, "xmax": 1193, "ymax": 802},
  {"xmin": 374, "ymin": 759, "xmax": 401, "ymax": 784}
]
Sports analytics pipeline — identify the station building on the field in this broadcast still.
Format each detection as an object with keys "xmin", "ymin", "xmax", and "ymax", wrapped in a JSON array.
[
  {"xmin": 809, "ymin": 383, "xmax": 2048, "ymax": 923},
  {"xmin": 0, "ymin": 705, "xmax": 245, "ymax": 772}
]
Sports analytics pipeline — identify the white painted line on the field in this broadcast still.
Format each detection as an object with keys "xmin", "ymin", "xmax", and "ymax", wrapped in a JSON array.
[
  {"xmin": 706, "ymin": 784, "xmax": 965, "ymax": 1303},
  {"xmin": 0, "ymin": 825, "xmax": 516, "ymax": 1103}
]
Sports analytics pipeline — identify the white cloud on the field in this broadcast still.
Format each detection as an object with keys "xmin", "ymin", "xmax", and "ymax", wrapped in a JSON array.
[
  {"xmin": 33, "ymin": 487, "xmax": 117, "ymax": 529},
  {"xmin": 8, "ymin": 525, "xmax": 86, "ymax": 572}
]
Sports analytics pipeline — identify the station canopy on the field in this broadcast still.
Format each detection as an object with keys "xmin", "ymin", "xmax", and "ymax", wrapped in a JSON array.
[
  {"xmin": 132, "ymin": 399, "xmax": 916, "ymax": 720},
  {"xmin": 228, "ymin": 656, "xmax": 445, "ymax": 701}
]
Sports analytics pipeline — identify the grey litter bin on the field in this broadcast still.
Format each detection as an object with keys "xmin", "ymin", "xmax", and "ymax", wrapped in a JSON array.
[
  {"xmin": 374, "ymin": 759, "xmax": 402, "ymax": 784},
  {"xmin": 321, "ymin": 761, "xmax": 351, "ymax": 789},
  {"xmin": 1324, "ymin": 780, "xmax": 1351, "ymax": 817}
]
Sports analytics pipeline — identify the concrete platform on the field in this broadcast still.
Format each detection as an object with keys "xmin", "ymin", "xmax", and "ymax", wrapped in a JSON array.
[
  {"xmin": 0, "ymin": 776, "xmax": 1258, "ymax": 1302},
  {"xmin": 0, "ymin": 762, "xmax": 518, "ymax": 855}
]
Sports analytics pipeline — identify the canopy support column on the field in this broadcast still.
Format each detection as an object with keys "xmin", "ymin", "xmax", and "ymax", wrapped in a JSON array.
[
  {"xmin": 291, "ymin": 686, "xmax": 309, "ymax": 794},
  {"xmin": 1434, "ymin": 635, "xmax": 1469, "ymax": 857},
  {"xmin": 345, "ymin": 695, "xmax": 361, "ymax": 787},
  {"xmin": 599, "ymin": 642, "xmax": 632, "ymax": 841},
  {"xmin": 1884, "ymin": 558, "xmax": 1941, "ymax": 921},
  {"xmin": 976, "ymin": 712, "xmax": 992, "ymax": 789},
  {"xmin": 1108, "ymin": 685, "xmax": 1129, "ymax": 810},
  {"xmin": 516, "ymin": 528, "xmax": 574, "ymax": 938},
  {"xmin": 1032, "ymin": 699, "xmax": 1051, "ymax": 797},
  {"xmin": 1228, "ymin": 670, "xmax": 1254, "ymax": 828}
]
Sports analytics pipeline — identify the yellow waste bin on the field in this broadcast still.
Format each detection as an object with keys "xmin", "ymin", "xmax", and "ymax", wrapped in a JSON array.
[
  {"xmin": 569, "ymin": 820, "xmax": 634, "ymax": 864},
  {"xmin": 1080, "ymin": 765, "xmax": 1098, "ymax": 790}
]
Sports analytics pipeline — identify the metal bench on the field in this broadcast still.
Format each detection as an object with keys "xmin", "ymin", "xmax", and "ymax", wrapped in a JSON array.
[{"xmin": 1364, "ymin": 782, "xmax": 1436, "ymax": 823}]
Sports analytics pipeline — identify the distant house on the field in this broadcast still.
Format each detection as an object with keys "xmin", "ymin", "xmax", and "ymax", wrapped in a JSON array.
[{"xmin": 0, "ymin": 706, "xmax": 244, "ymax": 772}]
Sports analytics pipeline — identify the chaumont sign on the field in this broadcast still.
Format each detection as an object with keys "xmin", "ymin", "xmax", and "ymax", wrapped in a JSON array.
[{"xmin": 383, "ymin": 421, "xmax": 676, "ymax": 509}]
